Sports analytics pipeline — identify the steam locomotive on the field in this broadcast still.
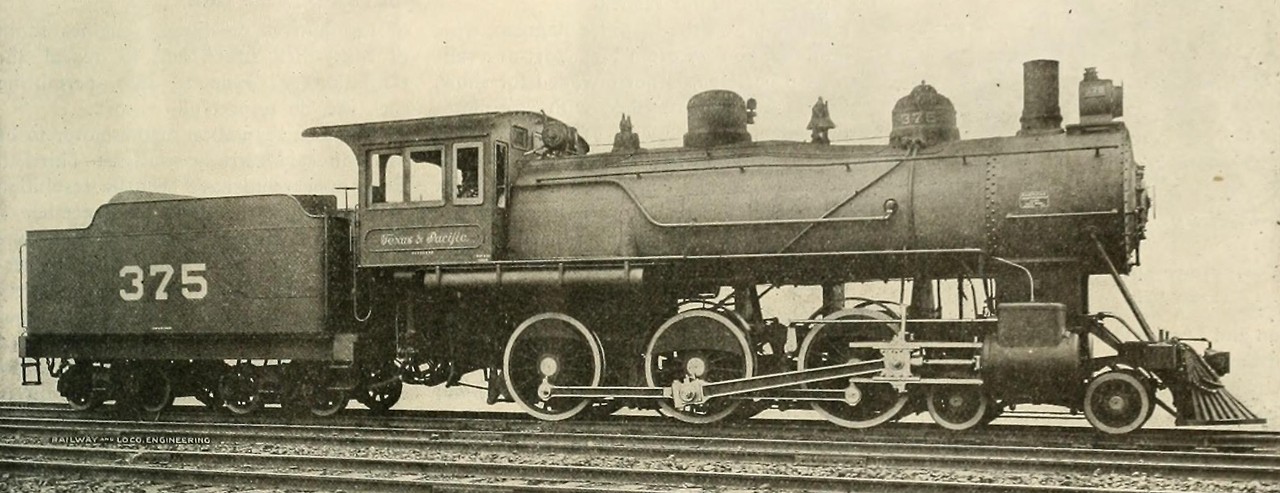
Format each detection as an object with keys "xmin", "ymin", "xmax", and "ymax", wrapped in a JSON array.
[{"xmin": 17, "ymin": 60, "xmax": 1264, "ymax": 434}]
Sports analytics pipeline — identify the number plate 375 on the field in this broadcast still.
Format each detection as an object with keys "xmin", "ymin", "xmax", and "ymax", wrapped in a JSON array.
[{"xmin": 118, "ymin": 263, "xmax": 208, "ymax": 301}]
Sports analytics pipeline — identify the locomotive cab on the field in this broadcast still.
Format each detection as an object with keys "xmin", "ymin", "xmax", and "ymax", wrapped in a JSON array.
[{"xmin": 304, "ymin": 111, "xmax": 585, "ymax": 267}]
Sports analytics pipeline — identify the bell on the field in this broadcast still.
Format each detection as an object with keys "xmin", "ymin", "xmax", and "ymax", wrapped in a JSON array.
[
  {"xmin": 807, "ymin": 97, "xmax": 836, "ymax": 144},
  {"xmin": 807, "ymin": 97, "xmax": 836, "ymax": 131}
]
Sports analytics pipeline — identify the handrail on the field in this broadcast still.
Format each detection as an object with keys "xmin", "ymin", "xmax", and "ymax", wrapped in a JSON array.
[
  {"xmin": 532, "ymin": 144, "xmax": 1120, "ymax": 183},
  {"xmin": 18, "ymin": 244, "xmax": 26, "ymax": 329}
]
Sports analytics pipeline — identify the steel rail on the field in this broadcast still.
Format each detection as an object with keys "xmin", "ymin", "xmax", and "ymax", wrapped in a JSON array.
[
  {"xmin": 0, "ymin": 444, "xmax": 1205, "ymax": 493},
  {"xmin": 0, "ymin": 458, "xmax": 655, "ymax": 493},
  {"xmin": 1, "ymin": 401, "xmax": 1277, "ymax": 453},
  {"xmin": 3, "ymin": 417, "xmax": 1277, "ymax": 481}
]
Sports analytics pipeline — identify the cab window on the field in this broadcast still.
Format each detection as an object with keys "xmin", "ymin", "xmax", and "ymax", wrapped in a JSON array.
[
  {"xmin": 370, "ymin": 151, "xmax": 405, "ymax": 204},
  {"xmin": 370, "ymin": 147, "xmax": 444, "ymax": 206},
  {"xmin": 511, "ymin": 126, "xmax": 531, "ymax": 149},
  {"xmin": 408, "ymin": 147, "xmax": 444, "ymax": 203},
  {"xmin": 452, "ymin": 143, "xmax": 483, "ymax": 205}
]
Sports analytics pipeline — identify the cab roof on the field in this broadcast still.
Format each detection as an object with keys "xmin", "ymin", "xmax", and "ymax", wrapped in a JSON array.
[{"xmin": 303, "ymin": 110, "xmax": 553, "ymax": 150}]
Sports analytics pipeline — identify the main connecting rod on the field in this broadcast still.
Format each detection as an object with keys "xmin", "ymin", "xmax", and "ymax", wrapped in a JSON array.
[{"xmin": 543, "ymin": 359, "xmax": 885, "ymax": 405}]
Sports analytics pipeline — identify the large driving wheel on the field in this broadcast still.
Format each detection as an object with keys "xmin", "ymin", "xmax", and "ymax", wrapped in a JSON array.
[
  {"xmin": 645, "ymin": 309, "xmax": 755, "ymax": 424},
  {"xmin": 503, "ymin": 313, "xmax": 604, "ymax": 421},
  {"xmin": 1084, "ymin": 371, "xmax": 1152, "ymax": 435},
  {"xmin": 798, "ymin": 308, "xmax": 908, "ymax": 429},
  {"xmin": 926, "ymin": 384, "xmax": 990, "ymax": 431}
]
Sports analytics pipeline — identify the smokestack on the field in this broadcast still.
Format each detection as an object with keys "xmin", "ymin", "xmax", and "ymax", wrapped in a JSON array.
[{"xmin": 1018, "ymin": 59, "xmax": 1063, "ymax": 135}]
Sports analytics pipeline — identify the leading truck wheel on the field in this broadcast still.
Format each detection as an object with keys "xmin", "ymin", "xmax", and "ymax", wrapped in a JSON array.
[
  {"xmin": 503, "ymin": 313, "xmax": 603, "ymax": 421},
  {"xmin": 1084, "ymin": 371, "xmax": 1153, "ymax": 435},
  {"xmin": 798, "ymin": 308, "xmax": 908, "ymax": 429},
  {"xmin": 926, "ymin": 384, "xmax": 989, "ymax": 431},
  {"xmin": 645, "ymin": 309, "xmax": 755, "ymax": 425}
]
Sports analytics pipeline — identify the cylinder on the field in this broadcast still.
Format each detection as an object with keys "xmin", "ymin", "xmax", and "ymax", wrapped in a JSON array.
[
  {"xmin": 982, "ymin": 303, "xmax": 1081, "ymax": 404},
  {"xmin": 1018, "ymin": 59, "xmax": 1063, "ymax": 135}
]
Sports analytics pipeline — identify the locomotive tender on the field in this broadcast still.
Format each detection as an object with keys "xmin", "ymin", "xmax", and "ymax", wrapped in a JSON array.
[{"xmin": 17, "ymin": 60, "xmax": 1264, "ymax": 433}]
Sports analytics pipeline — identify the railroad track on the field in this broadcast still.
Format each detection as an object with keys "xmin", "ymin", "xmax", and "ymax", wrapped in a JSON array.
[
  {"xmin": 0, "ymin": 443, "xmax": 1245, "ymax": 493},
  {"xmin": 4, "ymin": 401, "xmax": 1277, "ymax": 491},
  {"xmin": 2, "ymin": 414, "xmax": 1277, "ymax": 482},
  {"xmin": 2, "ymin": 400, "xmax": 1277, "ymax": 453}
]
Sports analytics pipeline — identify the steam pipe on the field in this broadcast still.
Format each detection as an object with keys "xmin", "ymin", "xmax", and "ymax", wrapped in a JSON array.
[{"xmin": 990, "ymin": 256, "xmax": 1035, "ymax": 302}]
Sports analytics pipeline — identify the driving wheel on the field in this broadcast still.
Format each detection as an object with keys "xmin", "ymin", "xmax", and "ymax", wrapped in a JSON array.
[
  {"xmin": 798, "ymin": 308, "xmax": 908, "ymax": 429},
  {"xmin": 503, "ymin": 312, "xmax": 604, "ymax": 421},
  {"xmin": 645, "ymin": 309, "xmax": 755, "ymax": 424}
]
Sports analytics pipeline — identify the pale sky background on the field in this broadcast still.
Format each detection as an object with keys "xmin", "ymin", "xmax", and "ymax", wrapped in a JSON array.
[{"xmin": 1, "ymin": 2, "xmax": 1277, "ymax": 426}]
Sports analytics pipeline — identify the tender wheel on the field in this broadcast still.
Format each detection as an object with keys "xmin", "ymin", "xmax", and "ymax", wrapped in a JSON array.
[
  {"xmin": 58, "ymin": 364, "xmax": 101, "ymax": 412},
  {"xmin": 302, "ymin": 382, "xmax": 348, "ymax": 417},
  {"xmin": 645, "ymin": 309, "xmax": 755, "ymax": 425},
  {"xmin": 926, "ymin": 384, "xmax": 989, "ymax": 431},
  {"xmin": 356, "ymin": 362, "xmax": 403, "ymax": 413},
  {"xmin": 219, "ymin": 365, "xmax": 263, "ymax": 416},
  {"xmin": 503, "ymin": 313, "xmax": 604, "ymax": 421},
  {"xmin": 798, "ymin": 308, "xmax": 908, "ymax": 429},
  {"xmin": 195, "ymin": 384, "xmax": 220, "ymax": 408},
  {"xmin": 281, "ymin": 364, "xmax": 349, "ymax": 417},
  {"xmin": 135, "ymin": 370, "xmax": 175, "ymax": 413},
  {"xmin": 1084, "ymin": 371, "xmax": 1152, "ymax": 435},
  {"xmin": 193, "ymin": 361, "xmax": 228, "ymax": 409}
]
